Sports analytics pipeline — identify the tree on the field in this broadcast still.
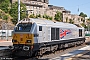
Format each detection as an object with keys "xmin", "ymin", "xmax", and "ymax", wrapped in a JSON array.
[
  {"xmin": 0, "ymin": 0, "xmax": 6, "ymax": 3},
  {"xmin": 54, "ymin": 11, "xmax": 63, "ymax": 22},
  {"xmin": 81, "ymin": 23, "xmax": 87, "ymax": 28},
  {"xmin": 87, "ymin": 17, "xmax": 90, "ymax": 21},
  {"xmin": 79, "ymin": 12, "xmax": 87, "ymax": 23},
  {"xmin": 69, "ymin": 19, "xmax": 74, "ymax": 24},
  {"xmin": 36, "ymin": 15, "xmax": 38, "ymax": 18},
  {"xmin": 42, "ymin": 14, "xmax": 52, "ymax": 20},
  {"xmin": 38, "ymin": 14, "xmax": 41, "ymax": 18},
  {"xmin": 43, "ymin": 14, "xmax": 48, "ymax": 19},
  {"xmin": 29, "ymin": 14, "xmax": 35, "ymax": 18},
  {"xmin": 43, "ymin": 14, "xmax": 47, "ymax": 18},
  {"xmin": 0, "ymin": 0, "xmax": 10, "ymax": 13},
  {"xmin": 35, "ymin": 14, "xmax": 41, "ymax": 18},
  {"xmin": 48, "ymin": 17, "xmax": 52, "ymax": 20},
  {"xmin": 9, "ymin": 2, "xmax": 26, "ymax": 25},
  {"xmin": 79, "ymin": 12, "xmax": 87, "ymax": 18},
  {"xmin": 3, "ymin": 15, "xmax": 8, "ymax": 22}
]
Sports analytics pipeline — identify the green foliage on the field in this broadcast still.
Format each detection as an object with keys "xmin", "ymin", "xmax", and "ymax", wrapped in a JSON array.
[
  {"xmin": 48, "ymin": 17, "xmax": 52, "ymax": 20},
  {"xmin": 0, "ymin": 0, "xmax": 10, "ymax": 13},
  {"xmin": 54, "ymin": 11, "xmax": 63, "ymax": 22},
  {"xmin": 43, "ymin": 14, "xmax": 52, "ymax": 20},
  {"xmin": 38, "ymin": 14, "xmax": 41, "ymax": 18},
  {"xmin": 0, "ymin": 0, "xmax": 26, "ymax": 24},
  {"xmin": 9, "ymin": 2, "xmax": 26, "ymax": 25},
  {"xmin": 36, "ymin": 15, "xmax": 38, "ymax": 18},
  {"xmin": 81, "ymin": 23, "xmax": 87, "ymax": 28},
  {"xmin": 29, "ymin": 14, "xmax": 35, "ymax": 18},
  {"xmin": 3, "ymin": 15, "xmax": 8, "ymax": 21},
  {"xmin": 0, "ymin": 10, "xmax": 10, "ymax": 22},
  {"xmin": 79, "ymin": 12, "xmax": 87, "ymax": 18},
  {"xmin": 0, "ymin": 0, "xmax": 5, "ymax": 3},
  {"xmin": 69, "ymin": 19, "xmax": 74, "ymax": 24},
  {"xmin": 43, "ymin": 14, "xmax": 48, "ymax": 19},
  {"xmin": 87, "ymin": 17, "xmax": 90, "ymax": 21},
  {"xmin": 20, "ymin": 2, "xmax": 27, "ymax": 19},
  {"xmin": 0, "ymin": 12, "xmax": 2, "ymax": 19},
  {"xmin": 79, "ymin": 12, "xmax": 87, "ymax": 23},
  {"xmin": 46, "ymin": 15, "xmax": 49, "ymax": 19},
  {"xmin": 43, "ymin": 14, "xmax": 46, "ymax": 18},
  {"xmin": 35, "ymin": 14, "xmax": 41, "ymax": 18}
]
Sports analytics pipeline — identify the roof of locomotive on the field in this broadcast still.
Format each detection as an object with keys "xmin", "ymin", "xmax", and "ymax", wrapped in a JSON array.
[
  {"xmin": 30, "ymin": 18, "xmax": 81, "ymax": 28},
  {"xmin": 17, "ymin": 18, "xmax": 83, "ymax": 28}
]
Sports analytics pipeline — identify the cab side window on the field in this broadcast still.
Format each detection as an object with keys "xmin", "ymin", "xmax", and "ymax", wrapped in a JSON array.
[{"xmin": 39, "ymin": 26, "xmax": 42, "ymax": 31}]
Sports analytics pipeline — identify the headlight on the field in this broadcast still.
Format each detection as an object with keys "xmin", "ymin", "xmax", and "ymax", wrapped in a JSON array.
[
  {"xmin": 26, "ymin": 40, "xmax": 32, "ymax": 43},
  {"xmin": 12, "ymin": 40, "xmax": 17, "ymax": 42}
]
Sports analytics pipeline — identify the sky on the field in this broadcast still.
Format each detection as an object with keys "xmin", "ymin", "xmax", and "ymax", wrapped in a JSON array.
[{"xmin": 49, "ymin": 0, "xmax": 90, "ymax": 17}]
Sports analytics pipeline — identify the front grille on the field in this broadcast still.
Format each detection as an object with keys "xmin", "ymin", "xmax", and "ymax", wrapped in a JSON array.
[{"xmin": 13, "ymin": 44, "xmax": 31, "ymax": 50}]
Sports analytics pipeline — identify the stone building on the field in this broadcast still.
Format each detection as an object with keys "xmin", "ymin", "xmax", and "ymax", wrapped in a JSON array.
[
  {"xmin": 62, "ymin": 10, "xmax": 71, "ymax": 22},
  {"xmin": 11, "ymin": 0, "xmax": 84, "ymax": 25},
  {"xmin": 71, "ymin": 14, "xmax": 83, "ymax": 25},
  {"xmin": 11, "ymin": 0, "xmax": 49, "ymax": 16},
  {"xmin": 45, "ymin": 5, "xmax": 71, "ymax": 20},
  {"xmin": 63, "ymin": 11, "xmax": 84, "ymax": 25}
]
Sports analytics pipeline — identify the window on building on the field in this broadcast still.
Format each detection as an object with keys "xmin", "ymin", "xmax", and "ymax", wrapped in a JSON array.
[
  {"xmin": 36, "ymin": 7, "xmax": 37, "ymax": 9},
  {"xmin": 39, "ymin": 11, "xmax": 40, "ymax": 14},
  {"xmin": 44, "ymin": 0, "xmax": 45, "ymax": 3},
  {"xmin": 32, "ymin": 2, "xmax": 34, "ymax": 4}
]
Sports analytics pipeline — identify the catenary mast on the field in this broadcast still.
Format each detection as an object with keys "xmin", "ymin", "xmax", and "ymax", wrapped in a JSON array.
[{"xmin": 18, "ymin": 0, "xmax": 20, "ymax": 22}]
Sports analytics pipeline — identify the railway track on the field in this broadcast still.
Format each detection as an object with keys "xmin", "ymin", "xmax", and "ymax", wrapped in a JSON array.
[
  {"xmin": 66, "ymin": 50, "xmax": 90, "ymax": 60},
  {"xmin": 1, "ymin": 41, "xmax": 89, "ymax": 60},
  {"xmin": 9, "ymin": 43, "xmax": 86, "ymax": 60}
]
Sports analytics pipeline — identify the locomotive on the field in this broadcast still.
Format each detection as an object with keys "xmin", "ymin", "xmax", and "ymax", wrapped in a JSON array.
[{"xmin": 11, "ymin": 18, "xmax": 85, "ymax": 56}]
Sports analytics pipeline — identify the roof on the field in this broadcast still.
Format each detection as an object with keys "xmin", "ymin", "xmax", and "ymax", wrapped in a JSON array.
[{"xmin": 18, "ymin": 18, "xmax": 81, "ymax": 28}]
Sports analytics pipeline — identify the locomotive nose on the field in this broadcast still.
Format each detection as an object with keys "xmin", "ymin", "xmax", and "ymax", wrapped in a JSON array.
[{"xmin": 12, "ymin": 33, "xmax": 34, "ymax": 45}]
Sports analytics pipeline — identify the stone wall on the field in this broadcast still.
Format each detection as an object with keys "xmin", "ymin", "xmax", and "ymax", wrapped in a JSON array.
[{"xmin": 0, "ymin": 20, "xmax": 14, "ymax": 30}]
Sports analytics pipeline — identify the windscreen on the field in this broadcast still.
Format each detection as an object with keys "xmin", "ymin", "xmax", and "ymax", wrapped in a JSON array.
[{"xmin": 15, "ymin": 23, "xmax": 32, "ymax": 32}]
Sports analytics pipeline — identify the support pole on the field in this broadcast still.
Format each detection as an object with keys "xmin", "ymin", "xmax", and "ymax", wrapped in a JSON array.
[{"xmin": 18, "ymin": 0, "xmax": 20, "ymax": 22}]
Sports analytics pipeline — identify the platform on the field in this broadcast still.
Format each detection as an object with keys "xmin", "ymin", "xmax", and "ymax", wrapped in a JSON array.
[
  {"xmin": 49, "ymin": 45, "xmax": 90, "ymax": 60},
  {"xmin": 0, "ymin": 40, "xmax": 12, "ymax": 46}
]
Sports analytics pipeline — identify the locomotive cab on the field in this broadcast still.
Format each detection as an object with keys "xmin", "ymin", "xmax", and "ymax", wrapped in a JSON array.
[
  {"xmin": 11, "ymin": 20, "xmax": 37, "ymax": 56},
  {"xmin": 13, "ymin": 23, "xmax": 33, "ymax": 44}
]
